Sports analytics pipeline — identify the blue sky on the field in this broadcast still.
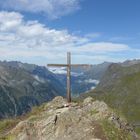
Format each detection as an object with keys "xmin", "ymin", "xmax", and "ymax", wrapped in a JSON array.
[{"xmin": 0, "ymin": 0, "xmax": 140, "ymax": 65}]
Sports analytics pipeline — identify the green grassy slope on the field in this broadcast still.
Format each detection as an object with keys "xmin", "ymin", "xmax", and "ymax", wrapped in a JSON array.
[{"xmin": 80, "ymin": 63, "xmax": 140, "ymax": 135}]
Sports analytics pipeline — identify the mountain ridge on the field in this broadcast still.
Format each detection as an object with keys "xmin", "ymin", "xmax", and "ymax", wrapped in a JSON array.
[
  {"xmin": 79, "ymin": 60, "xmax": 140, "ymax": 136},
  {"xmin": 0, "ymin": 61, "xmax": 65, "ymax": 118}
]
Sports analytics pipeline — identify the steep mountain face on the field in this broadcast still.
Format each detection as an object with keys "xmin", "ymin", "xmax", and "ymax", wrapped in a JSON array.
[
  {"xmin": 82, "ymin": 62, "xmax": 111, "ymax": 80},
  {"xmin": 80, "ymin": 61, "xmax": 140, "ymax": 135},
  {"xmin": 0, "ymin": 61, "xmax": 65, "ymax": 118},
  {"xmin": 49, "ymin": 62, "xmax": 110, "ymax": 96},
  {"xmin": 0, "ymin": 96, "xmax": 138, "ymax": 140}
]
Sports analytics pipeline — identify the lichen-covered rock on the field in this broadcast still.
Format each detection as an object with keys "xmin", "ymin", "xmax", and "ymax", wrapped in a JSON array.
[
  {"xmin": 2, "ymin": 96, "xmax": 138, "ymax": 140},
  {"xmin": 83, "ymin": 96, "xmax": 94, "ymax": 105},
  {"xmin": 46, "ymin": 96, "xmax": 67, "ymax": 109}
]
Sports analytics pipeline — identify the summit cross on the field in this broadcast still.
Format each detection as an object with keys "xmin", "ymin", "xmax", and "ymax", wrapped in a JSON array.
[{"xmin": 47, "ymin": 52, "xmax": 91, "ymax": 102}]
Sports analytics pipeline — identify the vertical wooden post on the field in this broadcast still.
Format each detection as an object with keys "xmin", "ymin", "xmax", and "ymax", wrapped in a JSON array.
[
  {"xmin": 47, "ymin": 52, "xmax": 90, "ymax": 103},
  {"xmin": 67, "ymin": 52, "xmax": 71, "ymax": 102}
]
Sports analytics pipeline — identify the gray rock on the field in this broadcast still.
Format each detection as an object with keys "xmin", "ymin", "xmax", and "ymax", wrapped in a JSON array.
[
  {"xmin": 83, "ymin": 96, "xmax": 93, "ymax": 105},
  {"xmin": 6, "ymin": 96, "xmax": 138, "ymax": 140}
]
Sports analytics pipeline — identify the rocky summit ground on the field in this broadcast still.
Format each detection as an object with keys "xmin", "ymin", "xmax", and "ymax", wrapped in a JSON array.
[{"xmin": 1, "ymin": 96, "xmax": 139, "ymax": 140}]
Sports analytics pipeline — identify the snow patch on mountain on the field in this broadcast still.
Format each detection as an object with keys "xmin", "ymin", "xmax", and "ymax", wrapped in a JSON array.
[
  {"xmin": 33, "ymin": 75, "xmax": 45, "ymax": 83},
  {"xmin": 78, "ymin": 79, "xmax": 99, "ymax": 84},
  {"xmin": 85, "ymin": 79, "xmax": 100, "ymax": 84},
  {"xmin": 90, "ymin": 86, "xmax": 96, "ymax": 90}
]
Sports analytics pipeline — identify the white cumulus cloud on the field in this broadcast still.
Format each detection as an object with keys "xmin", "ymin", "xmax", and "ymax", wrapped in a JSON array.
[
  {"xmin": 0, "ymin": 11, "xmax": 135, "ymax": 65},
  {"xmin": 0, "ymin": 0, "xmax": 81, "ymax": 19}
]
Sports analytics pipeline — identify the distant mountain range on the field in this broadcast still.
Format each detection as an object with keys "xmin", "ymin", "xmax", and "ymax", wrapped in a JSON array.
[
  {"xmin": 1, "ymin": 59, "xmax": 140, "ymax": 123},
  {"xmin": 48, "ymin": 62, "xmax": 111, "ymax": 96},
  {"xmin": 0, "ymin": 60, "xmax": 111, "ymax": 118},
  {"xmin": 0, "ymin": 61, "xmax": 65, "ymax": 118}
]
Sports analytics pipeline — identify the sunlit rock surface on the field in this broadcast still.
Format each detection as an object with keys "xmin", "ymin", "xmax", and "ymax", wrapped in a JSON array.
[{"xmin": 2, "ymin": 96, "xmax": 139, "ymax": 140}]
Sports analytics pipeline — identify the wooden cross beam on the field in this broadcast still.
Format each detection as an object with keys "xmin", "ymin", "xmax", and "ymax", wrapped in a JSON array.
[{"xmin": 47, "ymin": 52, "xmax": 91, "ymax": 102}]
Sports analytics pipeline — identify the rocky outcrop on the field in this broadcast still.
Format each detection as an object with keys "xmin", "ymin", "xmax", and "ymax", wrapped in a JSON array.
[{"xmin": 2, "ymin": 96, "xmax": 139, "ymax": 140}]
